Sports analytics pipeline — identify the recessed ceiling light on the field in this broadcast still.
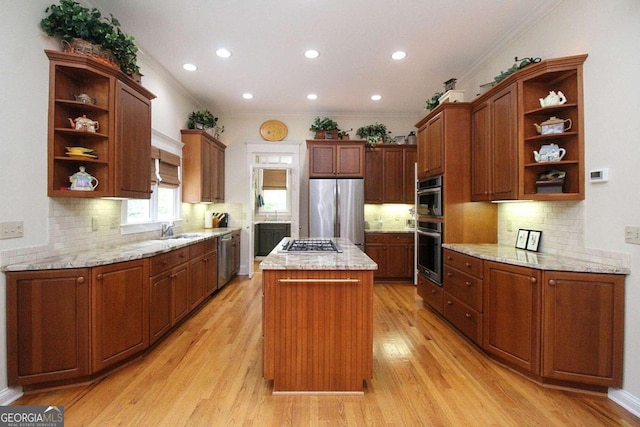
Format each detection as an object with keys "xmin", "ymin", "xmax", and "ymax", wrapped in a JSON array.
[
  {"xmin": 242, "ymin": 93, "xmax": 254, "ymax": 99},
  {"xmin": 216, "ymin": 48, "xmax": 231, "ymax": 58},
  {"xmin": 183, "ymin": 63, "xmax": 197, "ymax": 71},
  {"xmin": 304, "ymin": 49, "xmax": 320, "ymax": 59},
  {"xmin": 307, "ymin": 94, "xmax": 318, "ymax": 100},
  {"xmin": 371, "ymin": 94, "xmax": 382, "ymax": 101},
  {"xmin": 391, "ymin": 51, "xmax": 407, "ymax": 60}
]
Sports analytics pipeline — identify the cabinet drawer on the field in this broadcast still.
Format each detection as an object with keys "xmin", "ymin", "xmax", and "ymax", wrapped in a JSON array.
[
  {"xmin": 365, "ymin": 233, "xmax": 386, "ymax": 243},
  {"xmin": 150, "ymin": 246, "xmax": 190, "ymax": 276},
  {"xmin": 443, "ymin": 266, "xmax": 483, "ymax": 311},
  {"xmin": 205, "ymin": 237, "xmax": 217, "ymax": 254},
  {"xmin": 366, "ymin": 232, "xmax": 413, "ymax": 243},
  {"xmin": 189, "ymin": 241, "xmax": 206, "ymax": 257},
  {"xmin": 417, "ymin": 274, "xmax": 443, "ymax": 314},
  {"xmin": 443, "ymin": 249, "xmax": 483, "ymax": 278},
  {"xmin": 444, "ymin": 294, "xmax": 482, "ymax": 345}
]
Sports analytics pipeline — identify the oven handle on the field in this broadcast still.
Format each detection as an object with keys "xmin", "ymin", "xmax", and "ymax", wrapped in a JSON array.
[
  {"xmin": 417, "ymin": 187, "xmax": 441, "ymax": 196},
  {"xmin": 417, "ymin": 229, "xmax": 441, "ymax": 238}
]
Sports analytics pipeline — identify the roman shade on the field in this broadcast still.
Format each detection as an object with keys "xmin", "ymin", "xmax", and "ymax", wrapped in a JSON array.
[
  {"xmin": 262, "ymin": 169, "xmax": 287, "ymax": 190},
  {"xmin": 151, "ymin": 147, "xmax": 181, "ymax": 187}
]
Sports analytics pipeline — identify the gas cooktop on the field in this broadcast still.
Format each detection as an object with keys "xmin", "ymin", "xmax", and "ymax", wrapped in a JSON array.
[{"xmin": 279, "ymin": 239, "xmax": 343, "ymax": 253}]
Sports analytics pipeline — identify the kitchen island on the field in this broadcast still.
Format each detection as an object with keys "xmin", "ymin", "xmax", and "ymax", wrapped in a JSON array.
[{"xmin": 260, "ymin": 237, "xmax": 377, "ymax": 393}]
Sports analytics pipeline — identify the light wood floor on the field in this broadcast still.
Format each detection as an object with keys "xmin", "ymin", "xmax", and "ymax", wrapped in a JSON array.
[{"xmin": 13, "ymin": 267, "xmax": 640, "ymax": 426}]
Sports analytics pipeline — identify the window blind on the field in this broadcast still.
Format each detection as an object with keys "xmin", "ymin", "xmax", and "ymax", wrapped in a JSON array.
[
  {"xmin": 262, "ymin": 169, "xmax": 287, "ymax": 190},
  {"xmin": 151, "ymin": 147, "xmax": 180, "ymax": 187}
]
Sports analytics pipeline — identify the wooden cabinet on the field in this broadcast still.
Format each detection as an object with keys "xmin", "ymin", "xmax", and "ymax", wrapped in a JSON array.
[
  {"xmin": 46, "ymin": 50, "xmax": 155, "ymax": 198},
  {"xmin": 231, "ymin": 230, "xmax": 241, "ymax": 275},
  {"xmin": 483, "ymin": 261, "xmax": 541, "ymax": 373},
  {"xmin": 6, "ymin": 269, "xmax": 90, "ymax": 386},
  {"xmin": 189, "ymin": 242, "xmax": 207, "ymax": 309},
  {"xmin": 181, "ymin": 130, "xmax": 226, "ymax": 203},
  {"xmin": 542, "ymin": 271, "xmax": 624, "ymax": 387},
  {"xmin": 471, "ymin": 83, "xmax": 518, "ymax": 201},
  {"xmin": 471, "ymin": 54, "xmax": 587, "ymax": 201},
  {"xmin": 365, "ymin": 232, "xmax": 414, "ymax": 281},
  {"xmin": 443, "ymin": 249, "xmax": 484, "ymax": 345},
  {"xmin": 263, "ymin": 269, "xmax": 373, "ymax": 391},
  {"xmin": 417, "ymin": 273, "xmax": 443, "ymax": 314},
  {"xmin": 364, "ymin": 145, "xmax": 416, "ymax": 204},
  {"xmin": 91, "ymin": 260, "xmax": 149, "ymax": 372},
  {"xmin": 204, "ymin": 237, "xmax": 218, "ymax": 295},
  {"xmin": 255, "ymin": 223, "xmax": 291, "ymax": 256},
  {"xmin": 307, "ymin": 140, "xmax": 365, "ymax": 178},
  {"xmin": 417, "ymin": 111, "xmax": 444, "ymax": 178}
]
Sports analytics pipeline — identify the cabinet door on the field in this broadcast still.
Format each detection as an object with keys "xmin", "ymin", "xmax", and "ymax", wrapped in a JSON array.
[
  {"xmin": 425, "ymin": 112, "xmax": 444, "ymax": 177},
  {"xmin": 149, "ymin": 272, "xmax": 172, "ymax": 344},
  {"xmin": 114, "ymin": 80, "xmax": 152, "ymax": 199},
  {"xmin": 403, "ymin": 147, "xmax": 417, "ymax": 204},
  {"xmin": 205, "ymin": 249, "xmax": 218, "ymax": 295},
  {"xmin": 232, "ymin": 231, "xmax": 241, "ymax": 274},
  {"xmin": 490, "ymin": 84, "xmax": 518, "ymax": 200},
  {"xmin": 483, "ymin": 261, "xmax": 541, "ymax": 373},
  {"xmin": 6, "ymin": 269, "xmax": 90, "ymax": 386},
  {"xmin": 309, "ymin": 144, "xmax": 336, "ymax": 176},
  {"xmin": 202, "ymin": 141, "xmax": 214, "ymax": 202},
  {"xmin": 215, "ymin": 144, "xmax": 225, "ymax": 202},
  {"xmin": 336, "ymin": 144, "xmax": 364, "ymax": 177},
  {"xmin": 542, "ymin": 272, "xmax": 624, "ymax": 387},
  {"xmin": 365, "ymin": 243, "xmax": 387, "ymax": 278},
  {"xmin": 382, "ymin": 147, "xmax": 404, "ymax": 203},
  {"xmin": 189, "ymin": 255, "xmax": 207, "ymax": 309},
  {"xmin": 364, "ymin": 147, "xmax": 383, "ymax": 203},
  {"xmin": 471, "ymin": 102, "xmax": 492, "ymax": 201},
  {"xmin": 92, "ymin": 259, "xmax": 149, "ymax": 372},
  {"xmin": 172, "ymin": 263, "xmax": 190, "ymax": 323},
  {"xmin": 417, "ymin": 274, "xmax": 443, "ymax": 314}
]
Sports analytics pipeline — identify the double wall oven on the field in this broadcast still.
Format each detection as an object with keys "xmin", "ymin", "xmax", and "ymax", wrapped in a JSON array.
[{"xmin": 416, "ymin": 176, "xmax": 443, "ymax": 285}]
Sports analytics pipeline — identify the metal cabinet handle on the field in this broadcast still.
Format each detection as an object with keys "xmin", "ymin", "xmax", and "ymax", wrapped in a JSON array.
[
  {"xmin": 96, "ymin": 274, "xmax": 103, "ymax": 280},
  {"xmin": 278, "ymin": 278, "xmax": 360, "ymax": 283},
  {"xmin": 465, "ymin": 281, "xmax": 472, "ymax": 287},
  {"xmin": 447, "ymin": 272, "xmax": 453, "ymax": 277},
  {"xmin": 447, "ymin": 300, "xmax": 453, "ymax": 305},
  {"xmin": 465, "ymin": 313, "xmax": 472, "ymax": 319},
  {"xmin": 530, "ymin": 277, "xmax": 537, "ymax": 284},
  {"xmin": 431, "ymin": 290, "xmax": 437, "ymax": 294},
  {"xmin": 465, "ymin": 262, "xmax": 471, "ymax": 268},
  {"xmin": 77, "ymin": 276, "xmax": 85, "ymax": 284},
  {"xmin": 548, "ymin": 279, "xmax": 556, "ymax": 286}
]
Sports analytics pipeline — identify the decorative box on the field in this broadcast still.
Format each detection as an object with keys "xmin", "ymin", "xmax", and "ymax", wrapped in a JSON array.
[{"xmin": 438, "ymin": 90, "xmax": 465, "ymax": 104}]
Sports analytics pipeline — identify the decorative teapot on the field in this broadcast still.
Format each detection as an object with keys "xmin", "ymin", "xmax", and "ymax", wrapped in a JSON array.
[
  {"xmin": 73, "ymin": 93, "xmax": 96, "ymax": 104},
  {"xmin": 539, "ymin": 90, "xmax": 567, "ymax": 107},
  {"xmin": 534, "ymin": 116, "xmax": 572, "ymax": 134},
  {"xmin": 68, "ymin": 115, "xmax": 99, "ymax": 133},
  {"xmin": 69, "ymin": 166, "xmax": 99, "ymax": 191},
  {"xmin": 533, "ymin": 143, "xmax": 566, "ymax": 162}
]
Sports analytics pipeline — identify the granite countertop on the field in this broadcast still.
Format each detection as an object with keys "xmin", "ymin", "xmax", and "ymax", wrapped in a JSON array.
[
  {"xmin": 365, "ymin": 229, "xmax": 415, "ymax": 234},
  {"xmin": 2, "ymin": 228, "xmax": 241, "ymax": 272},
  {"xmin": 259, "ymin": 237, "xmax": 377, "ymax": 271},
  {"xmin": 443, "ymin": 243, "xmax": 630, "ymax": 275}
]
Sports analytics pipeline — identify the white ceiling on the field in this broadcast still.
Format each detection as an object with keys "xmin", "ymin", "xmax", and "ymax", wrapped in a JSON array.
[{"xmin": 92, "ymin": 0, "xmax": 561, "ymax": 116}]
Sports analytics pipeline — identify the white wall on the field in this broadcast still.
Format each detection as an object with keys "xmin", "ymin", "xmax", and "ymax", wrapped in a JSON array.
[{"xmin": 457, "ymin": 0, "xmax": 640, "ymax": 408}]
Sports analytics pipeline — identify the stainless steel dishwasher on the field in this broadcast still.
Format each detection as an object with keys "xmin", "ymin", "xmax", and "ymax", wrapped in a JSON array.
[{"xmin": 217, "ymin": 233, "xmax": 233, "ymax": 289}]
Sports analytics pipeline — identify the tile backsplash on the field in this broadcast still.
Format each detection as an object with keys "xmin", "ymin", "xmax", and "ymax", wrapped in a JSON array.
[{"xmin": 364, "ymin": 204, "xmax": 414, "ymax": 231}]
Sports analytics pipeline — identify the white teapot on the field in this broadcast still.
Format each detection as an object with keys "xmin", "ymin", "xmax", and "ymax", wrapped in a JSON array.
[
  {"xmin": 68, "ymin": 115, "xmax": 99, "ymax": 133},
  {"xmin": 69, "ymin": 166, "xmax": 99, "ymax": 191},
  {"xmin": 539, "ymin": 91, "xmax": 567, "ymax": 107},
  {"xmin": 533, "ymin": 143, "xmax": 566, "ymax": 162}
]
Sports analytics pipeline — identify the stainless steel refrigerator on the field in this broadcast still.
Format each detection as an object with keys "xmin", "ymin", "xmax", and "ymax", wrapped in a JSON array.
[{"xmin": 309, "ymin": 179, "xmax": 364, "ymax": 249}]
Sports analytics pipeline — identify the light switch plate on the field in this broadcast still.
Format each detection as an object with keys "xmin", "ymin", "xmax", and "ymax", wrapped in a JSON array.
[
  {"xmin": 0, "ymin": 221, "xmax": 24, "ymax": 239},
  {"xmin": 624, "ymin": 226, "xmax": 640, "ymax": 245}
]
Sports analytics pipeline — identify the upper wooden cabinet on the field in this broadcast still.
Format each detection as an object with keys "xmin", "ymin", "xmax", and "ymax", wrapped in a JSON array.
[
  {"xmin": 416, "ymin": 111, "xmax": 444, "ymax": 178},
  {"xmin": 46, "ymin": 50, "xmax": 155, "ymax": 198},
  {"xmin": 181, "ymin": 130, "xmax": 226, "ymax": 203},
  {"xmin": 307, "ymin": 140, "xmax": 365, "ymax": 178},
  {"xmin": 471, "ymin": 54, "xmax": 587, "ymax": 201},
  {"xmin": 364, "ymin": 145, "xmax": 416, "ymax": 204}
]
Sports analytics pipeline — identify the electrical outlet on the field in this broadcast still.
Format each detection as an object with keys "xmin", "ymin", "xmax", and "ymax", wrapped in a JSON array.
[
  {"xmin": 92, "ymin": 217, "xmax": 99, "ymax": 232},
  {"xmin": 110, "ymin": 217, "xmax": 120, "ymax": 229},
  {"xmin": 624, "ymin": 226, "xmax": 640, "ymax": 245},
  {"xmin": 507, "ymin": 220, "xmax": 513, "ymax": 232},
  {"xmin": 0, "ymin": 221, "xmax": 24, "ymax": 239}
]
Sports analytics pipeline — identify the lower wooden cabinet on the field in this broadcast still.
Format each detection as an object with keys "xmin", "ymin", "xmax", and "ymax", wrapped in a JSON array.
[
  {"xmin": 91, "ymin": 260, "xmax": 149, "ymax": 372},
  {"xmin": 483, "ymin": 261, "xmax": 541, "ymax": 373},
  {"xmin": 189, "ymin": 242, "xmax": 207, "ymax": 309},
  {"xmin": 542, "ymin": 271, "xmax": 624, "ymax": 387},
  {"xmin": 419, "ymin": 249, "xmax": 626, "ymax": 390},
  {"xmin": 365, "ymin": 232, "xmax": 414, "ymax": 281},
  {"xmin": 6, "ymin": 269, "xmax": 90, "ymax": 386}
]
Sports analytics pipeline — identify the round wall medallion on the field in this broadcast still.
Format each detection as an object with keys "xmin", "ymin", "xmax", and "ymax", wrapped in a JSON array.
[{"xmin": 260, "ymin": 120, "xmax": 288, "ymax": 141}]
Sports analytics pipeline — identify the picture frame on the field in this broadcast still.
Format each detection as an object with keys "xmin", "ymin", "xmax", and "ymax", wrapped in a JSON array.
[
  {"xmin": 515, "ymin": 229, "xmax": 529, "ymax": 249},
  {"xmin": 526, "ymin": 230, "xmax": 542, "ymax": 252}
]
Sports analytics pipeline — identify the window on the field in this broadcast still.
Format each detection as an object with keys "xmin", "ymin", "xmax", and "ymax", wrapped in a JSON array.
[
  {"xmin": 122, "ymin": 147, "xmax": 181, "ymax": 231},
  {"xmin": 257, "ymin": 168, "xmax": 290, "ymax": 213}
]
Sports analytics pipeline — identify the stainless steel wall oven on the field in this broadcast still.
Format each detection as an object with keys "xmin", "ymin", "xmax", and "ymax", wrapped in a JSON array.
[
  {"xmin": 417, "ymin": 176, "xmax": 442, "ymax": 218},
  {"xmin": 417, "ymin": 219, "xmax": 443, "ymax": 285}
]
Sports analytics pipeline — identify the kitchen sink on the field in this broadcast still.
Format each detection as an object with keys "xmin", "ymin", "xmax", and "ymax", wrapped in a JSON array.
[{"xmin": 159, "ymin": 233, "xmax": 203, "ymax": 240}]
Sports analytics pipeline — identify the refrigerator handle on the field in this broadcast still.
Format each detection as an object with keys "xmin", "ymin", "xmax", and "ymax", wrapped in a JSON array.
[{"xmin": 335, "ymin": 182, "xmax": 340, "ymax": 237}]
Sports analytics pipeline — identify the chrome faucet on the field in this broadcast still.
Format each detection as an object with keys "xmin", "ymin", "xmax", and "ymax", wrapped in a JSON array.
[{"xmin": 161, "ymin": 222, "xmax": 174, "ymax": 238}]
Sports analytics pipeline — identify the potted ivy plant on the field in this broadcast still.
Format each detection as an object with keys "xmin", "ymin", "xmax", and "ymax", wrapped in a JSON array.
[
  {"xmin": 356, "ymin": 122, "xmax": 393, "ymax": 147},
  {"xmin": 41, "ymin": 0, "xmax": 140, "ymax": 77},
  {"xmin": 309, "ymin": 116, "xmax": 340, "ymax": 139},
  {"xmin": 187, "ymin": 110, "xmax": 218, "ymax": 130}
]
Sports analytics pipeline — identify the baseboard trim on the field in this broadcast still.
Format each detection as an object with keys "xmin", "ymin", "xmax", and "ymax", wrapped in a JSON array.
[
  {"xmin": 0, "ymin": 386, "xmax": 23, "ymax": 405},
  {"xmin": 609, "ymin": 388, "xmax": 640, "ymax": 418}
]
